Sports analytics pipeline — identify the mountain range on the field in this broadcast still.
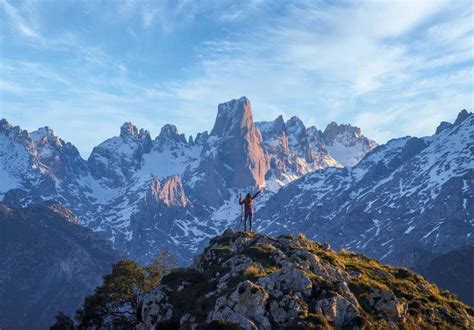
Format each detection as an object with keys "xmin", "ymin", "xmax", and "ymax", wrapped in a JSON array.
[
  {"xmin": 1, "ymin": 97, "xmax": 473, "ymax": 312},
  {"xmin": 0, "ymin": 97, "xmax": 375, "ymax": 265},
  {"xmin": 255, "ymin": 109, "xmax": 474, "ymax": 304}
]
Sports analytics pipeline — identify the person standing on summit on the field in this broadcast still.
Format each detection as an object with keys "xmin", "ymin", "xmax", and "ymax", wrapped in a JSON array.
[{"xmin": 239, "ymin": 190, "xmax": 262, "ymax": 231}]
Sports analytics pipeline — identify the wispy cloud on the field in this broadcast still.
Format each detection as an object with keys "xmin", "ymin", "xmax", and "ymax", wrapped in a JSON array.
[
  {"xmin": 161, "ymin": 0, "xmax": 472, "ymax": 140},
  {"xmin": 0, "ymin": 0, "xmax": 472, "ymax": 155},
  {"xmin": 0, "ymin": 0, "xmax": 40, "ymax": 39}
]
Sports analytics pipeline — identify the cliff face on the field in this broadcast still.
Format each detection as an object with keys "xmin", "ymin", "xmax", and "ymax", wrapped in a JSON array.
[
  {"xmin": 85, "ymin": 231, "xmax": 473, "ymax": 329},
  {"xmin": 197, "ymin": 97, "xmax": 268, "ymax": 193},
  {"xmin": 209, "ymin": 97, "xmax": 268, "ymax": 189}
]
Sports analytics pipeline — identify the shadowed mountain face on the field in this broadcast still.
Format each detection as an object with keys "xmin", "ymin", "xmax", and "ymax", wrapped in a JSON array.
[
  {"xmin": 74, "ymin": 231, "xmax": 474, "ymax": 329},
  {"xmin": 421, "ymin": 246, "xmax": 474, "ymax": 305},
  {"xmin": 0, "ymin": 203, "xmax": 119, "ymax": 330},
  {"xmin": 0, "ymin": 97, "xmax": 375, "ymax": 265}
]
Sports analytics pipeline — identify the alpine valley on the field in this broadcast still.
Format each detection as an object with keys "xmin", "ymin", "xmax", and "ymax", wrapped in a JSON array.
[{"xmin": 1, "ymin": 97, "xmax": 473, "ymax": 328}]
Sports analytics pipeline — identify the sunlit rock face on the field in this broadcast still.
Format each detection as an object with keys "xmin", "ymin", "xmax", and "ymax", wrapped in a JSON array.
[{"xmin": 208, "ymin": 96, "xmax": 269, "ymax": 188}]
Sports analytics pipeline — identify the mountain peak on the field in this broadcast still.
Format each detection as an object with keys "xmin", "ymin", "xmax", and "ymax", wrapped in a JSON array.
[
  {"xmin": 287, "ymin": 115, "xmax": 303, "ymax": 124},
  {"xmin": 120, "ymin": 122, "xmax": 151, "ymax": 143},
  {"xmin": 158, "ymin": 124, "xmax": 187, "ymax": 144},
  {"xmin": 0, "ymin": 119, "xmax": 26, "ymax": 138},
  {"xmin": 435, "ymin": 121, "xmax": 452, "ymax": 134},
  {"xmin": 194, "ymin": 131, "xmax": 209, "ymax": 145},
  {"xmin": 159, "ymin": 124, "xmax": 178, "ymax": 137},
  {"xmin": 435, "ymin": 109, "xmax": 471, "ymax": 134},
  {"xmin": 0, "ymin": 118, "xmax": 12, "ymax": 131},
  {"xmin": 209, "ymin": 96, "xmax": 267, "ymax": 188},
  {"xmin": 454, "ymin": 109, "xmax": 472, "ymax": 126},
  {"xmin": 30, "ymin": 126, "xmax": 58, "ymax": 144},
  {"xmin": 255, "ymin": 115, "xmax": 286, "ymax": 138},
  {"xmin": 324, "ymin": 122, "xmax": 361, "ymax": 139},
  {"xmin": 211, "ymin": 96, "xmax": 253, "ymax": 137},
  {"xmin": 120, "ymin": 122, "xmax": 138, "ymax": 137},
  {"xmin": 285, "ymin": 116, "xmax": 306, "ymax": 146},
  {"xmin": 273, "ymin": 115, "xmax": 286, "ymax": 133}
]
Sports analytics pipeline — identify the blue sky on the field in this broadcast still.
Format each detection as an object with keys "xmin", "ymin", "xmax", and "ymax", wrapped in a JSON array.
[{"xmin": 0, "ymin": 0, "xmax": 473, "ymax": 157}]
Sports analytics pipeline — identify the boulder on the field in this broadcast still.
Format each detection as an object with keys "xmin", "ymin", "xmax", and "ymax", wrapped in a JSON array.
[
  {"xmin": 314, "ymin": 293, "xmax": 360, "ymax": 328},
  {"xmin": 208, "ymin": 280, "xmax": 271, "ymax": 330}
]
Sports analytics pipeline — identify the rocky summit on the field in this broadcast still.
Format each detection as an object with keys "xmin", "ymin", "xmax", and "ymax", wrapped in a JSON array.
[{"xmin": 95, "ymin": 231, "xmax": 473, "ymax": 329}]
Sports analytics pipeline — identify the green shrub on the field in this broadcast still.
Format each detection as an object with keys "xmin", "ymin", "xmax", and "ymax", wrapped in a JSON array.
[
  {"xmin": 49, "ymin": 312, "xmax": 75, "ymax": 330},
  {"xmin": 76, "ymin": 251, "xmax": 174, "ymax": 328}
]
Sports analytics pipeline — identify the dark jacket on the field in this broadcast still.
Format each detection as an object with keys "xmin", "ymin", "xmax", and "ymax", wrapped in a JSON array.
[{"xmin": 239, "ymin": 191, "xmax": 261, "ymax": 212}]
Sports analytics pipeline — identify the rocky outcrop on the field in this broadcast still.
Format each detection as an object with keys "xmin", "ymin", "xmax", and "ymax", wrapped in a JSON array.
[
  {"xmin": 145, "ymin": 176, "xmax": 190, "ymax": 208},
  {"xmin": 88, "ymin": 122, "xmax": 152, "ymax": 187},
  {"xmin": 255, "ymin": 115, "xmax": 342, "ymax": 189},
  {"xmin": 190, "ymin": 97, "xmax": 269, "ymax": 207},
  {"xmin": 206, "ymin": 97, "xmax": 268, "ymax": 188},
  {"xmin": 128, "ymin": 176, "xmax": 198, "ymax": 264},
  {"xmin": 125, "ymin": 231, "xmax": 473, "ymax": 329}
]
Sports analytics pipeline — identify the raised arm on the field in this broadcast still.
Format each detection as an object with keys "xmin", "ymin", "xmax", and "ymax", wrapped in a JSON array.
[{"xmin": 252, "ymin": 190, "xmax": 262, "ymax": 199}]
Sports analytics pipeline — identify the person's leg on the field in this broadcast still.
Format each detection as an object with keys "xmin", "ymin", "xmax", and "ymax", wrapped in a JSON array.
[
  {"xmin": 244, "ymin": 212, "xmax": 249, "ymax": 231},
  {"xmin": 249, "ymin": 212, "xmax": 253, "ymax": 231}
]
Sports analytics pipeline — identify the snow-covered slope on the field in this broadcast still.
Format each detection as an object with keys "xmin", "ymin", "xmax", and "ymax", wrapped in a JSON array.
[
  {"xmin": 255, "ymin": 115, "xmax": 376, "ymax": 190},
  {"xmin": 322, "ymin": 122, "xmax": 377, "ymax": 166},
  {"xmin": 255, "ymin": 116, "xmax": 340, "ymax": 191},
  {"xmin": 256, "ymin": 110, "xmax": 474, "ymax": 271}
]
